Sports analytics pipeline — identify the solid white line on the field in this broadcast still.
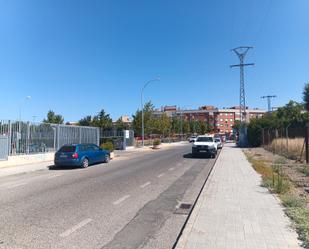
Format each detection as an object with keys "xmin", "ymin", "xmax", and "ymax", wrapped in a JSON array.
[
  {"xmin": 60, "ymin": 218, "xmax": 92, "ymax": 238},
  {"xmin": 140, "ymin": 181, "xmax": 151, "ymax": 188},
  {"xmin": 168, "ymin": 167, "xmax": 175, "ymax": 171},
  {"xmin": 113, "ymin": 195, "xmax": 130, "ymax": 205},
  {"xmin": 157, "ymin": 173, "xmax": 165, "ymax": 178}
]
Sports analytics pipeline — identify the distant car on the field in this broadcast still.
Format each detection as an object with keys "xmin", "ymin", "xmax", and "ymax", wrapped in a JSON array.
[
  {"xmin": 192, "ymin": 135, "xmax": 217, "ymax": 158},
  {"xmin": 54, "ymin": 144, "xmax": 110, "ymax": 168},
  {"xmin": 214, "ymin": 137, "xmax": 223, "ymax": 149},
  {"xmin": 188, "ymin": 136, "xmax": 197, "ymax": 143}
]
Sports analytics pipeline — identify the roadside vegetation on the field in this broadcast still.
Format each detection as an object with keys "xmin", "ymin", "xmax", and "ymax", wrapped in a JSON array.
[
  {"xmin": 244, "ymin": 149, "xmax": 309, "ymax": 248},
  {"xmin": 131, "ymin": 101, "xmax": 213, "ymax": 138}
]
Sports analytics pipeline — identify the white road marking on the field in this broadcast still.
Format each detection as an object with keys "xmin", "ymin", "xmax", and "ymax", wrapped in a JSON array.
[
  {"xmin": 47, "ymin": 174, "xmax": 63, "ymax": 179},
  {"xmin": 157, "ymin": 173, "xmax": 165, "ymax": 178},
  {"xmin": 168, "ymin": 167, "xmax": 175, "ymax": 171},
  {"xmin": 6, "ymin": 182, "xmax": 28, "ymax": 189},
  {"xmin": 140, "ymin": 181, "xmax": 151, "ymax": 188},
  {"xmin": 60, "ymin": 218, "xmax": 92, "ymax": 238},
  {"xmin": 113, "ymin": 195, "xmax": 130, "ymax": 205}
]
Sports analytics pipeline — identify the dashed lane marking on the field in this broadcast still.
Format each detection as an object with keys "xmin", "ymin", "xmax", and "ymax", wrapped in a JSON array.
[
  {"xmin": 60, "ymin": 218, "xmax": 93, "ymax": 238},
  {"xmin": 140, "ymin": 181, "xmax": 151, "ymax": 188},
  {"xmin": 113, "ymin": 195, "xmax": 131, "ymax": 205}
]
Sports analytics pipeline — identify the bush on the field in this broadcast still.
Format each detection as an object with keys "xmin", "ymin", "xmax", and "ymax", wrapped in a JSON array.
[
  {"xmin": 285, "ymin": 207, "xmax": 309, "ymax": 248},
  {"xmin": 100, "ymin": 141, "xmax": 114, "ymax": 152},
  {"xmin": 304, "ymin": 166, "xmax": 309, "ymax": 176},
  {"xmin": 153, "ymin": 139, "xmax": 161, "ymax": 146},
  {"xmin": 282, "ymin": 195, "xmax": 304, "ymax": 208}
]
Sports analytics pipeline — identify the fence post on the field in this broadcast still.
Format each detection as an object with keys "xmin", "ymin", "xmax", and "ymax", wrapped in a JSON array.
[
  {"xmin": 286, "ymin": 127, "xmax": 289, "ymax": 157},
  {"xmin": 57, "ymin": 125, "xmax": 60, "ymax": 150},
  {"xmin": 267, "ymin": 128, "xmax": 270, "ymax": 150},
  {"xmin": 97, "ymin": 128, "xmax": 100, "ymax": 146},
  {"xmin": 8, "ymin": 120, "xmax": 12, "ymax": 156},
  {"xmin": 305, "ymin": 123, "xmax": 309, "ymax": 164},
  {"xmin": 26, "ymin": 121, "xmax": 30, "ymax": 154},
  {"xmin": 79, "ymin": 127, "xmax": 82, "ymax": 144}
]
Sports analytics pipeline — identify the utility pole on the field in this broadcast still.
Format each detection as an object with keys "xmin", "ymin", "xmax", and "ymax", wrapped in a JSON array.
[
  {"xmin": 230, "ymin": 47, "xmax": 254, "ymax": 123},
  {"xmin": 261, "ymin": 95, "xmax": 277, "ymax": 112}
]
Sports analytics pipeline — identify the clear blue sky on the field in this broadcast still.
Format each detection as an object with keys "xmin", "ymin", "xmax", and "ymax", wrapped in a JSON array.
[{"xmin": 0, "ymin": 0, "xmax": 308, "ymax": 122}]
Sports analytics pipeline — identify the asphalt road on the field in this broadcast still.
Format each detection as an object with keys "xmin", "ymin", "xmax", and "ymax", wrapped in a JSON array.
[{"xmin": 0, "ymin": 144, "xmax": 215, "ymax": 249}]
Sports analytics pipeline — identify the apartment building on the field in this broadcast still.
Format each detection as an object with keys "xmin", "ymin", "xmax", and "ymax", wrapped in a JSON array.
[{"xmin": 154, "ymin": 105, "xmax": 266, "ymax": 134}]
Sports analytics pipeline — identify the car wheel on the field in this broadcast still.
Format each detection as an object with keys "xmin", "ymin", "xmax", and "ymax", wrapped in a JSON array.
[
  {"xmin": 81, "ymin": 158, "xmax": 89, "ymax": 168},
  {"xmin": 104, "ymin": 154, "xmax": 110, "ymax": 163}
]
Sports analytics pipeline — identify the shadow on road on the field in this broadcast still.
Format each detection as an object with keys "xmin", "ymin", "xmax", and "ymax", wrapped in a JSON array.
[
  {"xmin": 48, "ymin": 165, "xmax": 81, "ymax": 170},
  {"xmin": 183, "ymin": 153, "xmax": 212, "ymax": 159}
]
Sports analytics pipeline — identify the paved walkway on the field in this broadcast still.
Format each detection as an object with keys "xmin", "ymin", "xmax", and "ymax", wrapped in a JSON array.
[{"xmin": 176, "ymin": 143, "xmax": 302, "ymax": 249}]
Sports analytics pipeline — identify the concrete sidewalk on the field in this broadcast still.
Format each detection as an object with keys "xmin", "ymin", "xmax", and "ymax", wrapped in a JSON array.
[{"xmin": 176, "ymin": 143, "xmax": 302, "ymax": 249}]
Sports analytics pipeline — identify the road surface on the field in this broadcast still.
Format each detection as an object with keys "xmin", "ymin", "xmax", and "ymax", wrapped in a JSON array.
[{"xmin": 0, "ymin": 144, "xmax": 215, "ymax": 249}]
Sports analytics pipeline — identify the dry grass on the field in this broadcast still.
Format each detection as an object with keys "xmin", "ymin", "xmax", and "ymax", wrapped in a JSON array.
[{"xmin": 269, "ymin": 138, "xmax": 305, "ymax": 160}]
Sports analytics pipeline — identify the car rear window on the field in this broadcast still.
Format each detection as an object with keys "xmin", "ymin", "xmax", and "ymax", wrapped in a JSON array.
[
  {"xmin": 197, "ymin": 137, "xmax": 213, "ymax": 142},
  {"xmin": 59, "ymin": 146, "xmax": 76, "ymax": 153}
]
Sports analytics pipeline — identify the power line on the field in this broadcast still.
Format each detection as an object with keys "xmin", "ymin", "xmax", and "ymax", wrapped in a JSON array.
[
  {"xmin": 230, "ymin": 46, "xmax": 254, "ymax": 123},
  {"xmin": 261, "ymin": 95, "xmax": 277, "ymax": 112}
]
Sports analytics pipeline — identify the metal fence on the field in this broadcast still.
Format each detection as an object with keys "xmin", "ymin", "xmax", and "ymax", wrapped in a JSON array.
[
  {"xmin": 261, "ymin": 127, "xmax": 307, "ymax": 162},
  {"xmin": 0, "ymin": 120, "xmax": 99, "ymax": 158},
  {"xmin": 100, "ymin": 129, "xmax": 135, "ymax": 149}
]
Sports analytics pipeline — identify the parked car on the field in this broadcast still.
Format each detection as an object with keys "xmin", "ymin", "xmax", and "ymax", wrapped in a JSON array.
[
  {"xmin": 188, "ymin": 136, "xmax": 197, "ymax": 143},
  {"xmin": 54, "ymin": 143, "xmax": 110, "ymax": 168},
  {"xmin": 214, "ymin": 137, "xmax": 223, "ymax": 149},
  {"xmin": 192, "ymin": 135, "xmax": 217, "ymax": 158}
]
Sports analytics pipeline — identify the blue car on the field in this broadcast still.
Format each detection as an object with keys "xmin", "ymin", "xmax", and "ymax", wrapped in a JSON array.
[{"xmin": 54, "ymin": 143, "xmax": 110, "ymax": 168}]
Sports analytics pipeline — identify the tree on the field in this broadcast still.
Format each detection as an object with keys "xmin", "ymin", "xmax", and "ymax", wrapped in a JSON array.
[
  {"xmin": 276, "ymin": 100, "xmax": 304, "ymax": 127},
  {"xmin": 303, "ymin": 83, "xmax": 309, "ymax": 111},
  {"xmin": 92, "ymin": 109, "xmax": 113, "ymax": 130},
  {"xmin": 78, "ymin": 115, "xmax": 93, "ymax": 126},
  {"xmin": 132, "ymin": 101, "xmax": 155, "ymax": 136},
  {"xmin": 43, "ymin": 110, "xmax": 64, "ymax": 124},
  {"xmin": 115, "ymin": 118, "xmax": 130, "ymax": 131}
]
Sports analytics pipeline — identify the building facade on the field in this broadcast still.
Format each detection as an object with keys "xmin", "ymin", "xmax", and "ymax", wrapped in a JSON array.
[{"xmin": 154, "ymin": 105, "xmax": 266, "ymax": 135}]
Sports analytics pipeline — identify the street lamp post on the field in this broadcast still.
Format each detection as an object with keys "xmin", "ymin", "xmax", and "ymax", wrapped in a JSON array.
[
  {"xmin": 141, "ymin": 78, "xmax": 160, "ymax": 147},
  {"xmin": 19, "ymin": 96, "xmax": 32, "ymax": 123},
  {"xmin": 180, "ymin": 106, "xmax": 192, "ymax": 141}
]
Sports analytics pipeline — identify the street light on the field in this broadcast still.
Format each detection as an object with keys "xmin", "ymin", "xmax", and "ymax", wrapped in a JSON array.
[
  {"xmin": 19, "ymin": 95, "xmax": 32, "ymax": 122},
  {"xmin": 141, "ymin": 77, "xmax": 160, "ymax": 147},
  {"xmin": 180, "ymin": 105, "xmax": 192, "ymax": 140}
]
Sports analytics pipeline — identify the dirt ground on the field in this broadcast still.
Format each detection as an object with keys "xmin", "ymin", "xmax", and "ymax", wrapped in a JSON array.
[{"xmin": 244, "ymin": 147, "xmax": 309, "ymax": 195}]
